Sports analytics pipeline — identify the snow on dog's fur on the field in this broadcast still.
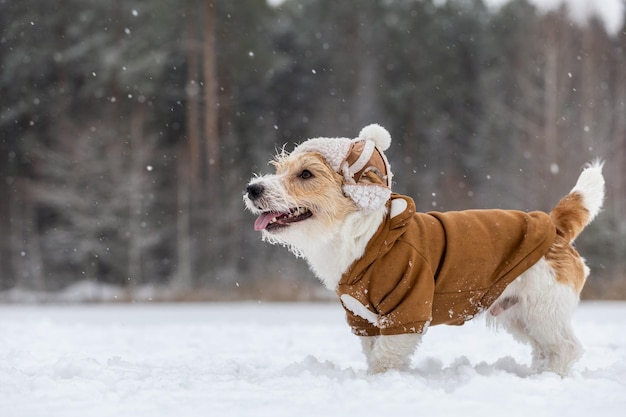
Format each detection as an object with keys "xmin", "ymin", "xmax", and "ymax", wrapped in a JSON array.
[{"xmin": 244, "ymin": 124, "xmax": 605, "ymax": 376}]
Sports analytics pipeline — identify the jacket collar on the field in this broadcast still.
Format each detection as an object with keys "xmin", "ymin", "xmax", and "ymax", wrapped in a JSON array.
[{"xmin": 339, "ymin": 193, "xmax": 416, "ymax": 286}]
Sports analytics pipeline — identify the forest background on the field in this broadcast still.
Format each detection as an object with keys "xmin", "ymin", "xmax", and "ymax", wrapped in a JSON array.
[{"xmin": 1, "ymin": 0, "xmax": 625, "ymax": 302}]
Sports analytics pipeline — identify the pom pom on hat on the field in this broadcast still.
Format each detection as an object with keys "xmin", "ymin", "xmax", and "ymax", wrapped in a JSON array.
[{"xmin": 358, "ymin": 123, "xmax": 391, "ymax": 151}]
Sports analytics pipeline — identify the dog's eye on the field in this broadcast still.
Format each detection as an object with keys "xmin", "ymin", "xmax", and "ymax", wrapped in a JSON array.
[{"xmin": 299, "ymin": 169, "xmax": 313, "ymax": 179}]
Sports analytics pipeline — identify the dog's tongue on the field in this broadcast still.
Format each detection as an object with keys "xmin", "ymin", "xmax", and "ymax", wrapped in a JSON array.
[{"xmin": 254, "ymin": 212, "xmax": 281, "ymax": 231}]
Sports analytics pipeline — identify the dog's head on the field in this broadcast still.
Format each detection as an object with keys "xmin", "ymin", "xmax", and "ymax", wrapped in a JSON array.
[{"xmin": 243, "ymin": 124, "xmax": 393, "ymax": 251}]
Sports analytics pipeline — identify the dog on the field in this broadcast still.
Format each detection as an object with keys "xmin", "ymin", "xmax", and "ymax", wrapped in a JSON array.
[{"xmin": 244, "ymin": 124, "xmax": 605, "ymax": 376}]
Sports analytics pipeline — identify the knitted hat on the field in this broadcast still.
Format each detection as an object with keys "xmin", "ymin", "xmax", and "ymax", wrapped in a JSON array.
[{"xmin": 292, "ymin": 124, "xmax": 393, "ymax": 212}]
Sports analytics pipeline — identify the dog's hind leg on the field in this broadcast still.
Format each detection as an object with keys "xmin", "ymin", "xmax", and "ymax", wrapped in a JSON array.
[
  {"xmin": 491, "ymin": 259, "xmax": 582, "ymax": 376},
  {"xmin": 490, "ymin": 307, "xmax": 549, "ymax": 367},
  {"xmin": 523, "ymin": 292, "xmax": 582, "ymax": 376},
  {"xmin": 365, "ymin": 333, "xmax": 421, "ymax": 374}
]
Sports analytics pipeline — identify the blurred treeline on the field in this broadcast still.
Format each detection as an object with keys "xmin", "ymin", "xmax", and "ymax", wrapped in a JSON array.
[{"xmin": 0, "ymin": 0, "xmax": 624, "ymax": 301}]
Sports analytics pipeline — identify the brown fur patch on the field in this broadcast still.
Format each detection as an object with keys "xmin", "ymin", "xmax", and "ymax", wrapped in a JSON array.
[
  {"xmin": 273, "ymin": 152, "xmax": 356, "ymax": 227},
  {"xmin": 549, "ymin": 192, "xmax": 589, "ymax": 243},
  {"xmin": 545, "ymin": 234, "xmax": 587, "ymax": 294},
  {"xmin": 547, "ymin": 191, "xmax": 590, "ymax": 294}
]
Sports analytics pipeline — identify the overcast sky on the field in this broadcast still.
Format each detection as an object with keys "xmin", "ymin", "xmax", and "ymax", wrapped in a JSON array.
[
  {"xmin": 484, "ymin": 0, "xmax": 624, "ymax": 35},
  {"xmin": 267, "ymin": 0, "xmax": 625, "ymax": 36}
]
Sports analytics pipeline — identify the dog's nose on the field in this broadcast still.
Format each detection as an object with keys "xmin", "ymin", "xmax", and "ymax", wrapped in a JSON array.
[{"xmin": 246, "ymin": 183, "xmax": 264, "ymax": 200}]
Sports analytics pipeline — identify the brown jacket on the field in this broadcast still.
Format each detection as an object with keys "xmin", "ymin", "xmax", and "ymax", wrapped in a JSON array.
[{"xmin": 336, "ymin": 194, "xmax": 556, "ymax": 336}]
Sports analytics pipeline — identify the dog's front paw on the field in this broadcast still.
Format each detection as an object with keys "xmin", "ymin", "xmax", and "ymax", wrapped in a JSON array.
[
  {"xmin": 367, "ymin": 356, "xmax": 410, "ymax": 374},
  {"xmin": 365, "ymin": 334, "xmax": 419, "ymax": 374}
]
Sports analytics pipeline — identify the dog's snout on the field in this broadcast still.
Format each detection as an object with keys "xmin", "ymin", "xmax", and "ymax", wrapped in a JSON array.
[{"xmin": 246, "ymin": 183, "xmax": 264, "ymax": 200}]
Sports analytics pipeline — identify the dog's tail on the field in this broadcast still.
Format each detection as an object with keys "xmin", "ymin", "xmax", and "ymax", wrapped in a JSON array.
[{"xmin": 550, "ymin": 160, "xmax": 605, "ymax": 243}]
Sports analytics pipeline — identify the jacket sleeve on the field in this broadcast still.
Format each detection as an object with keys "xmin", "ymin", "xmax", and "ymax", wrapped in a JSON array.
[
  {"xmin": 373, "ymin": 243, "xmax": 436, "ymax": 335},
  {"xmin": 342, "ymin": 307, "xmax": 381, "ymax": 337}
]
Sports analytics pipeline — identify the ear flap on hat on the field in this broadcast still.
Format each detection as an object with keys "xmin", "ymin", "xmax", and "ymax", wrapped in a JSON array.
[
  {"xmin": 342, "ymin": 183, "xmax": 392, "ymax": 213},
  {"xmin": 340, "ymin": 125, "xmax": 393, "ymax": 186},
  {"xmin": 341, "ymin": 124, "xmax": 394, "ymax": 212}
]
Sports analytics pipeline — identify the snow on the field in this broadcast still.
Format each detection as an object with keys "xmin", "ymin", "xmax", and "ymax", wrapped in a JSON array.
[{"xmin": 1, "ymin": 302, "xmax": 625, "ymax": 417}]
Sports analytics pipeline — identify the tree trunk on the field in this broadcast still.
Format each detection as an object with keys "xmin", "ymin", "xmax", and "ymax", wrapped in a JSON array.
[
  {"xmin": 0, "ymin": 157, "xmax": 14, "ymax": 289},
  {"xmin": 12, "ymin": 180, "xmax": 44, "ymax": 290},
  {"xmin": 198, "ymin": 0, "xmax": 220, "ymax": 283},
  {"xmin": 580, "ymin": 26, "xmax": 595, "ymax": 147},
  {"xmin": 543, "ymin": 21, "xmax": 559, "ymax": 172},
  {"xmin": 174, "ymin": 145, "xmax": 193, "ymax": 292},
  {"xmin": 186, "ymin": 4, "xmax": 202, "ymax": 190},
  {"xmin": 127, "ymin": 102, "xmax": 146, "ymax": 290},
  {"xmin": 203, "ymin": 0, "xmax": 219, "ymax": 199},
  {"xmin": 177, "ymin": 4, "xmax": 204, "ymax": 291},
  {"xmin": 612, "ymin": 34, "xmax": 626, "ymax": 264}
]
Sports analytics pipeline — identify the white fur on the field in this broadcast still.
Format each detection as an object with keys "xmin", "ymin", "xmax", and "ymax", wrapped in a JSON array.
[
  {"xmin": 571, "ymin": 160, "xmax": 605, "ymax": 223},
  {"xmin": 301, "ymin": 207, "xmax": 386, "ymax": 290}
]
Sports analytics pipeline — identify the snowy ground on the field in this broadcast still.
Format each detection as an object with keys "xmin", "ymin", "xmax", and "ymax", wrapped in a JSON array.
[{"xmin": 1, "ymin": 302, "xmax": 625, "ymax": 417}]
